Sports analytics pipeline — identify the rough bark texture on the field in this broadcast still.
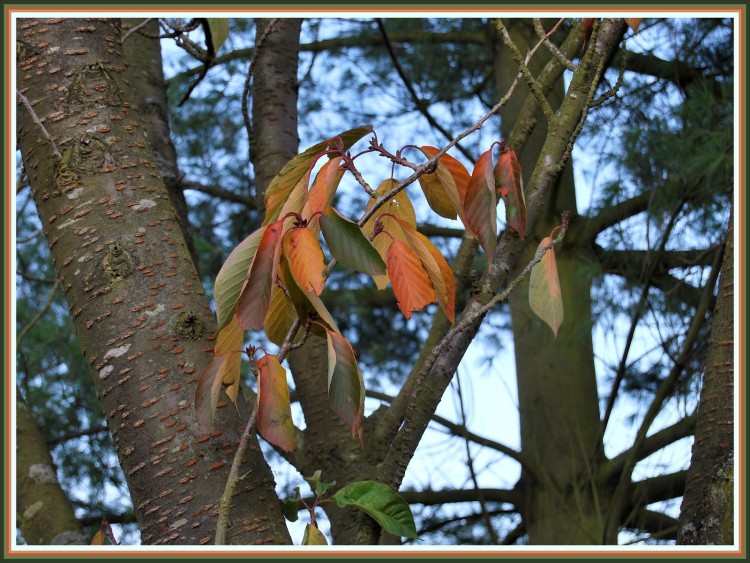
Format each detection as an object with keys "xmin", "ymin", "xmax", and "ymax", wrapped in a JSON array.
[
  {"xmin": 16, "ymin": 18, "xmax": 290, "ymax": 545},
  {"xmin": 678, "ymin": 213, "xmax": 734, "ymax": 545},
  {"xmin": 16, "ymin": 389, "xmax": 88, "ymax": 545}
]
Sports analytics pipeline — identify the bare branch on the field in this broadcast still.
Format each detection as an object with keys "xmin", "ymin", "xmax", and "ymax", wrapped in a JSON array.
[
  {"xmin": 16, "ymin": 90, "xmax": 61, "ymax": 159},
  {"xmin": 533, "ymin": 18, "xmax": 575, "ymax": 72}
]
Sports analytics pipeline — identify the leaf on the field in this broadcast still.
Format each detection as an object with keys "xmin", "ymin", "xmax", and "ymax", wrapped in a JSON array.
[
  {"xmin": 529, "ymin": 237, "xmax": 564, "ymax": 338},
  {"xmin": 236, "ymin": 220, "xmax": 283, "ymax": 330},
  {"xmin": 195, "ymin": 355, "xmax": 227, "ymax": 433},
  {"xmin": 306, "ymin": 291, "xmax": 340, "ymax": 334},
  {"xmin": 462, "ymin": 148, "xmax": 497, "ymax": 258},
  {"xmin": 625, "ymin": 18, "xmax": 642, "ymax": 34},
  {"xmin": 284, "ymin": 226, "xmax": 326, "ymax": 296},
  {"xmin": 417, "ymin": 146, "xmax": 469, "ymax": 217},
  {"xmin": 495, "ymin": 148, "xmax": 526, "ymax": 239},
  {"xmin": 215, "ymin": 317, "xmax": 243, "ymax": 403},
  {"xmin": 256, "ymin": 354, "xmax": 296, "ymax": 452},
  {"xmin": 305, "ymin": 469, "xmax": 337, "ymax": 497},
  {"xmin": 320, "ymin": 208, "xmax": 386, "ymax": 276},
  {"xmin": 214, "ymin": 227, "xmax": 264, "ymax": 331},
  {"xmin": 331, "ymin": 481, "xmax": 418, "ymax": 539},
  {"xmin": 264, "ymin": 281, "xmax": 299, "ymax": 346},
  {"xmin": 302, "ymin": 524, "xmax": 328, "ymax": 545},
  {"xmin": 91, "ymin": 529, "xmax": 106, "ymax": 545},
  {"xmin": 276, "ymin": 166, "xmax": 314, "ymax": 224},
  {"xmin": 364, "ymin": 179, "xmax": 417, "ymax": 289},
  {"xmin": 280, "ymin": 498, "xmax": 300, "ymax": 522},
  {"xmin": 326, "ymin": 330, "xmax": 365, "ymax": 442},
  {"xmin": 206, "ymin": 18, "xmax": 229, "ymax": 54},
  {"xmin": 386, "ymin": 239, "xmax": 435, "ymax": 319},
  {"xmin": 401, "ymin": 223, "xmax": 455, "ymax": 324},
  {"xmin": 302, "ymin": 156, "xmax": 345, "ymax": 230},
  {"xmin": 264, "ymin": 127, "xmax": 372, "ymax": 224}
]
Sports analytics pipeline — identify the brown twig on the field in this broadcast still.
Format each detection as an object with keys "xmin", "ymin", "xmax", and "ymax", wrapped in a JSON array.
[
  {"xmin": 533, "ymin": 18, "xmax": 576, "ymax": 72},
  {"xmin": 17, "ymin": 90, "xmax": 61, "ymax": 159},
  {"xmin": 120, "ymin": 18, "xmax": 154, "ymax": 44}
]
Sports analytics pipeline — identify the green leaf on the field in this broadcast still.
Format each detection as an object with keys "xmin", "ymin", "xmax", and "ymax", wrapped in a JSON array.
[
  {"xmin": 264, "ymin": 126, "xmax": 372, "ymax": 224},
  {"xmin": 280, "ymin": 498, "xmax": 300, "ymax": 523},
  {"xmin": 529, "ymin": 236, "xmax": 564, "ymax": 338},
  {"xmin": 214, "ymin": 227, "xmax": 264, "ymax": 331},
  {"xmin": 320, "ymin": 208, "xmax": 386, "ymax": 276},
  {"xmin": 206, "ymin": 18, "xmax": 229, "ymax": 54},
  {"xmin": 305, "ymin": 469, "xmax": 337, "ymax": 497},
  {"xmin": 326, "ymin": 330, "xmax": 364, "ymax": 443},
  {"xmin": 331, "ymin": 481, "xmax": 418, "ymax": 539},
  {"xmin": 301, "ymin": 524, "xmax": 328, "ymax": 545}
]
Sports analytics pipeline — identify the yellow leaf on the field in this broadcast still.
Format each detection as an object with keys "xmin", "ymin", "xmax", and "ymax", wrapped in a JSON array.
[{"xmin": 529, "ymin": 237, "xmax": 564, "ymax": 338}]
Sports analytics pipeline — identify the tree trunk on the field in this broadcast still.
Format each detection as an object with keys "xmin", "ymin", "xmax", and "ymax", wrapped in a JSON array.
[
  {"xmin": 16, "ymin": 388, "xmax": 88, "ymax": 545},
  {"xmin": 16, "ymin": 17, "xmax": 290, "ymax": 545},
  {"xmin": 678, "ymin": 211, "xmax": 734, "ymax": 545}
]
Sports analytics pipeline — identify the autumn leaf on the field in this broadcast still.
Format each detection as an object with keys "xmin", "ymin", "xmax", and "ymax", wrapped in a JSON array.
[
  {"xmin": 386, "ymin": 239, "xmax": 436, "ymax": 319},
  {"xmin": 462, "ymin": 148, "xmax": 497, "ymax": 258},
  {"xmin": 419, "ymin": 145, "xmax": 470, "ymax": 205},
  {"xmin": 264, "ymin": 126, "xmax": 372, "ymax": 224},
  {"xmin": 91, "ymin": 529, "xmax": 106, "ymax": 545},
  {"xmin": 397, "ymin": 220, "xmax": 455, "ymax": 323},
  {"xmin": 320, "ymin": 208, "xmax": 386, "ymax": 276},
  {"xmin": 256, "ymin": 354, "xmax": 296, "ymax": 452},
  {"xmin": 284, "ymin": 226, "xmax": 326, "ymax": 296},
  {"xmin": 236, "ymin": 219, "xmax": 283, "ymax": 330},
  {"xmin": 302, "ymin": 156, "xmax": 345, "ymax": 230},
  {"xmin": 205, "ymin": 18, "xmax": 229, "ymax": 54},
  {"xmin": 495, "ymin": 147, "xmax": 526, "ymax": 239},
  {"xmin": 275, "ymin": 165, "xmax": 314, "ymax": 224},
  {"xmin": 416, "ymin": 146, "xmax": 467, "ymax": 219},
  {"xmin": 326, "ymin": 330, "xmax": 365, "ymax": 443},
  {"xmin": 215, "ymin": 316, "xmax": 243, "ymax": 403},
  {"xmin": 529, "ymin": 236, "xmax": 564, "ymax": 338},
  {"xmin": 302, "ymin": 524, "xmax": 328, "ymax": 545},
  {"xmin": 195, "ymin": 355, "xmax": 227, "ymax": 433},
  {"xmin": 625, "ymin": 18, "xmax": 642, "ymax": 34},
  {"xmin": 214, "ymin": 227, "xmax": 264, "ymax": 331}
]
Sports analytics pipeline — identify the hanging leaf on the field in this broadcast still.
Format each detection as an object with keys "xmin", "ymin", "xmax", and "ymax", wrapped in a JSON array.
[
  {"xmin": 91, "ymin": 529, "xmax": 106, "ymax": 545},
  {"xmin": 264, "ymin": 127, "xmax": 372, "ymax": 224},
  {"xmin": 280, "ymin": 497, "xmax": 301, "ymax": 522},
  {"xmin": 625, "ymin": 18, "xmax": 642, "ymax": 34},
  {"xmin": 306, "ymin": 290, "xmax": 340, "ymax": 334},
  {"xmin": 331, "ymin": 480, "xmax": 418, "ymax": 539},
  {"xmin": 195, "ymin": 355, "xmax": 227, "ymax": 432},
  {"xmin": 417, "ymin": 146, "xmax": 469, "ymax": 217},
  {"xmin": 529, "ymin": 236, "xmax": 564, "ymax": 338},
  {"xmin": 419, "ymin": 146, "xmax": 470, "ymax": 205},
  {"xmin": 215, "ymin": 316, "xmax": 243, "ymax": 403},
  {"xmin": 276, "ymin": 166, "xmax": 314, "ymax": 224},
  {"xmin": 301, "ymin": 524, "xmax": 328, "ymax": 545},
  {"xmin": 364, "ymin": 179, "xmax": 417, "ymax": 289},
  {"xmin": 320, "ymin": 208, "xmax": 386, "ymax": 276},
  {"xmin": 205, "ymin": 18, "xmax": 229, "ymax": 54},
  {"xmin": 236, "ymin": 220, "xmax": 283, "ymax": 330},
  {"xmin": 462, "ymin": 148, "xmax": 497, "ymax": 258},
  {"xmin": 256, "ymin": 354, "xmax": 296, "ymax": 452},
  {"xmin": 214, "ymin": 227, "xmax": 265, "ymax": 331},
  {"xmin": 325, "ymin": 329, "xmax": 365, "ymax": 442},
  {"xmin": 302, "ymin": 156, "xmax": 345, "ymax": 230},
  {"xmin": 495, "ymin": 148, "xmax": 526, "ymax": 239},
  {"xmin": 284, "ymin": 227, "xmax": 326, "ymax": 296},
  {"xmin": 386, "ymin": 239, "xmax": 435, "ymax": 319},
  {"xmin": 264, "ymin": 280, "xmax": 300, "ymax": 346},
  {"xmin": 396, "ymin": 220, "xmax": 454, "ymax": 323}
]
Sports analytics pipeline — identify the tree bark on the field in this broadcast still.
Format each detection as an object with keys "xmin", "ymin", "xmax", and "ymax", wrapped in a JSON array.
[
  {"xmin": 16, "ymin": 18, "xmax": 290, "ymax": 545},
  {"xmin": 16, "ymin": 388, "xmax": 88, "ymax": 545},
  {"xmin": 678, "ymin": 211, "xmax": 734, "ymax": 545}
]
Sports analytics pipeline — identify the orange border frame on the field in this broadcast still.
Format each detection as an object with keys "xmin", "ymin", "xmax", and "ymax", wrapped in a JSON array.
[{"xmin": 5, "ymin": 4, "xmax": 746, "ymax": 559}]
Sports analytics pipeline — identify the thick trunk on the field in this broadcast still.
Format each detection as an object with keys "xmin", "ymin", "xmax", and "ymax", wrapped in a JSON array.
[
  {"xmin": 16, "ymin": 389, "xmax": 88, "ymax": 545},
  {"xmin": 16, "ymin": 18, "xmax": 289, "ymax": 545},
  {"xmin": 678, "ymin": 212, "xmax": 734, "ymax": 545}
]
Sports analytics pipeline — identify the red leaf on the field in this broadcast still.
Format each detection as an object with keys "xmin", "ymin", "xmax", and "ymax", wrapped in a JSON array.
[
  {"xmin": 284, "ymin": 226, "xmax": 326, "ymax": 296},
  {"xmin": 529, "ymin": 237, "xmax": 564, "ymax": 338},
  {"xmin": 256, "ymin": 354, "xmax": 296, "ymax": 452},
  {"xmin": 495, "ymin": 148, "xmax": 526, "ymax": 240},
  {"xmin": 462, "ymin": 148, "xmax": 497, "ymax": 258},
  {"xmin": 236, "ymin": 220, "xmax": 283, "ymax": 330},
  {"xmin": 386, "ymin": 239, "xmax": 435, "ymax": 319},
  {"xmin": 195, "ymin": 355, "xmax": 227, "ymax": 433},
  {"xmin": 326, "ymin": 330, "xmax": 364, "ymax": 443}
]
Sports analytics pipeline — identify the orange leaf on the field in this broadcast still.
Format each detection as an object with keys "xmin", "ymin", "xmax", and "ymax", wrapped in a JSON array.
[
  {"xmin": 302, "ymin": 156, "xmax": 345, "ymax": 230},
  {"xmin": 195, "ymin": 355, "xmax": 227, "ymax": 432},
  {"xmin": 529, "ymin": 237, "xmax": 564, "ymax": 338},
  {"xmin": 236, "ymin": 220, "xmax": 283, "ymax": 330},
  {"xmin": 256, "ymin": 354, "xmax": 296, "ymax": 452},
  {"xmin": 419, "ymin": 146, "xmax": 470, "ymax": 205},
  {"xmin": 284, "ymin": 226, "xmax": 326, "ymax": 296},
  {"xmin": 276, "ymin": 165, "xmax": 313, "ymax": 224},
  {"xmin": 495, "ymin": 148, "xmax": 526, "ymax": 240},
  {"xmin": 625, "ymin": 18, "xmax": 642, "ymax": 34},
  {"xmin": 91, "ymin": 529, "xmax": 106, "ymax": 545},
  {"xmin": 462, "ymin": 148, "xmax": 497, "ymax": 258},
  {"xmin": 386, "ymin": 239, "xmax": 435, "ymax": 319},
  {"xmin": 397, "ymin": 220, "xmax": 455, "ymax": 324},
  {"xmin": 215, "ymin": 317, "xmax": 243, "ymax": 403},
  {"xmin": 326, "ymin": 330, "xmax": 364, "ymax": 443}
]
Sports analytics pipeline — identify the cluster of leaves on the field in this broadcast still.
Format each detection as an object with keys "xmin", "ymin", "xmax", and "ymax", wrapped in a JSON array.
[{"xmin": 195, "ymin": 124, "xmax": 560, "ymax": 454}]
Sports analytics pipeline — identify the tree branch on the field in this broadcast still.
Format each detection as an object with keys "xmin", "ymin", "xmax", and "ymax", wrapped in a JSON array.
[
  {"xmin": 630, "ymin": 469, "xmax": 689, "ymax": 506},
  {"xmin": 623, "ymin": 509, "xmax": 678, "ymax": 542},
  {"xmin": 401, "ymin": 487, "xmax": 521, "ymax": 507},
  {"xmin": 581, "ymin": 190, "xmax": 652, "ymax": 241}
]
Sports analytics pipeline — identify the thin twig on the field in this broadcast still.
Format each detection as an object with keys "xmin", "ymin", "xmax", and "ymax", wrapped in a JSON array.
[
  {"xmin": 18, "ymin": 279, "xmax": 60, "ymax": 345},
  {"xmin": 591, "ymin": 42, "xmax": 627, "ymax": 107},
  {"xmin": 533, "ymin": 18, "xmax": 576, "ymax": 72},
  {"xmin": 17, "ymin": 90, "xmax": 61, "ymax": 159},
  {"xmin": 120, "ymin": 18, "xmax": 154, "ymax": 44}
]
